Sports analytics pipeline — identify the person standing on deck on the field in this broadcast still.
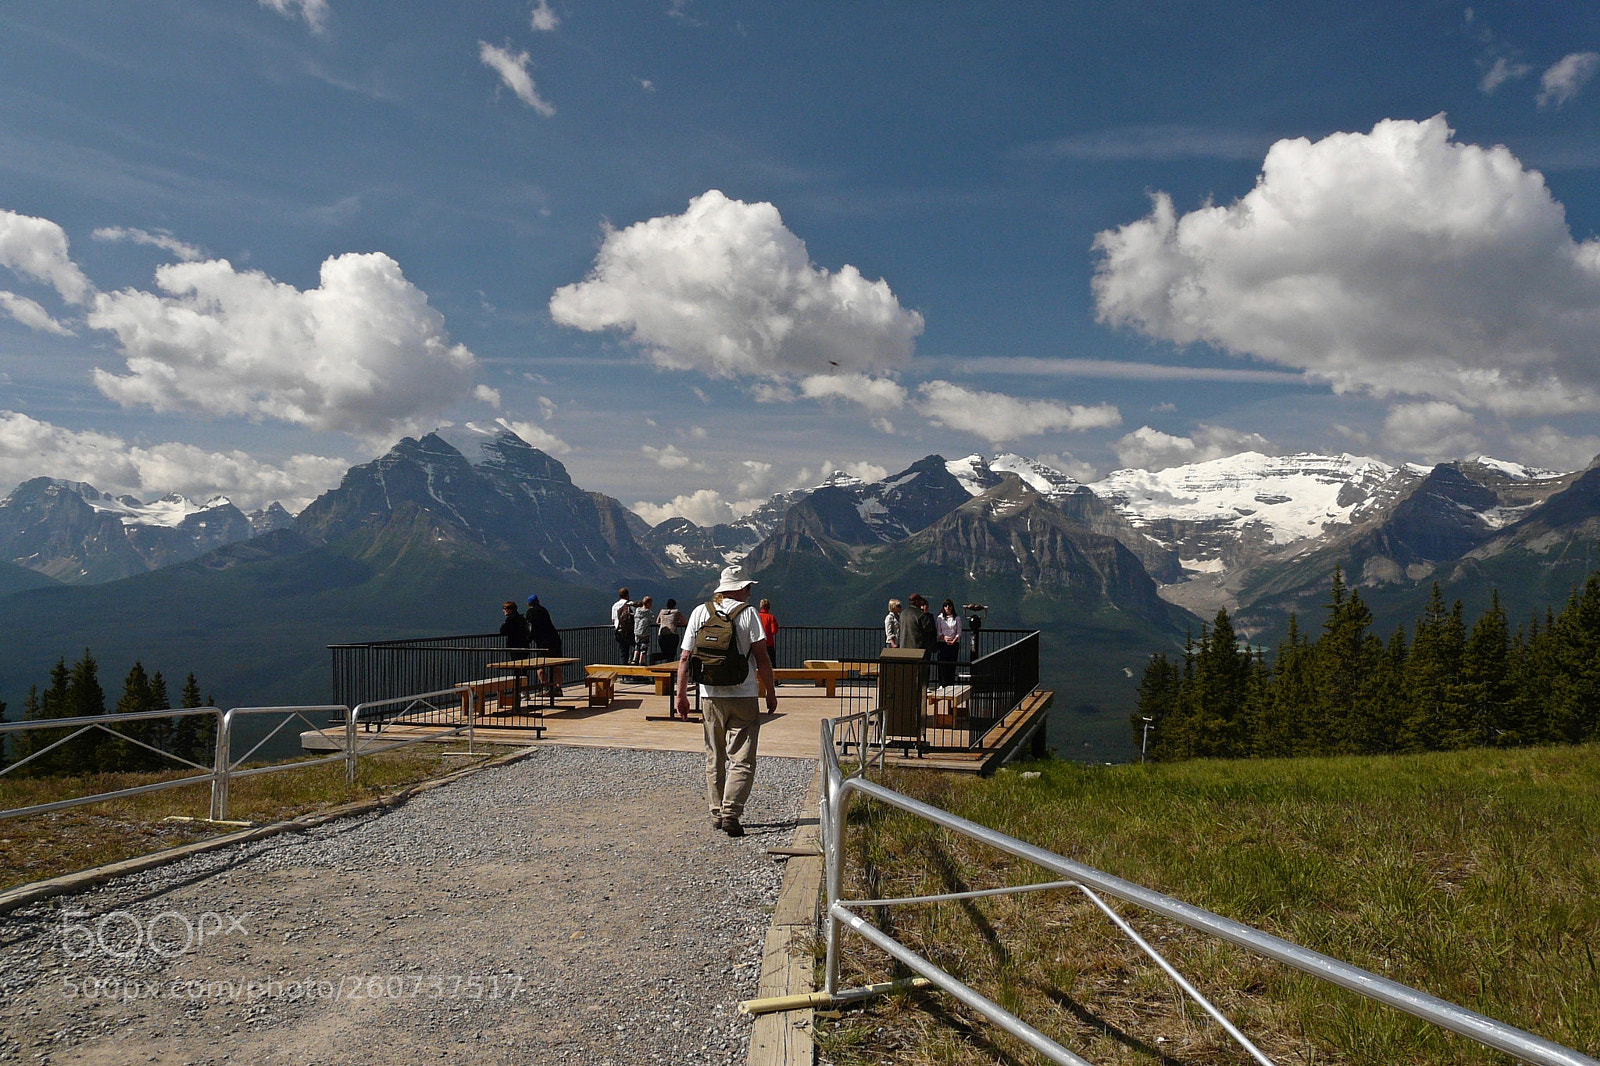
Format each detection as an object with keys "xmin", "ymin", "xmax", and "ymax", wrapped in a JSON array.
[
  {"xmin": 757, "ymin": 599, "xmax": 780, "ymax": 660},
  {"xmin": 500, "ymin": 601, "xmax": 530, "ymax": 650},
  {"xmin": 935, "ymin": 598, "xmax": 963, "ymax": 686},
  {"xmin": 675, "ymin": 564, "xmax": 777, "ymax": 837},
  {"xmin": 657, "ymin": 598, "xmax": 687, "ymax": 663},
  {"xmin": 883, "ymin": 598, "xmax": 902, "ymax": 648},
  {"xmin": 526, "ymin": 594, "xmax": 564, "ymax": 696},
  {"xmin": 901, "ymin": 593, "xmax": 937, "ymax": 659},
  {"xmin": 612, "ymin": 588, "xmax": 633, "ymax": 663},
  {"xmin": 633, "ymin": 595, "xmax": 655, "ymax": 664},
  {"xmin": 756, "ymin": 598, "xmax": 780, "ymax": 699}
]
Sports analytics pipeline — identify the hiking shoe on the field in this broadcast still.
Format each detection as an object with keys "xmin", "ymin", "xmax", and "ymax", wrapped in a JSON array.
[
  {"xmin": 721, "ymin": 817, "xmax": 745, "ymax": 837},
  {"xmin": 710, "ymin": 813, "xmax": 724, "ymax": 830}
]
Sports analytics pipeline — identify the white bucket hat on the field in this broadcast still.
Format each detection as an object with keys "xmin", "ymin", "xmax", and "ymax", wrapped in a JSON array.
[{"xmin": 714, "ymin": 563, "xmax": 757, "ymax": 594}]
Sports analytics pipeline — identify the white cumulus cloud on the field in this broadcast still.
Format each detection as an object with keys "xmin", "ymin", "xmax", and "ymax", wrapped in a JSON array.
[
  {"xmin": 1036, "ymin": 451, "xmax": 1099, "ymax": 483},
  {"xmin": 1380, "ymin": 402, "xmax": 1483, "ymax": 462},
  {"xmin": 642, "ymin": 444, "xmax": 704, "ymax": 470},
  {"xmin": 0, "ymin": 291, "xmax": 74, "ymax": 335},
  {"xmin": 1505, "ymin": 426, "xmax": 1600, "ymax": 471},
  {"xmin": 549, "ymin": 190, "xmax": 923, "ymax": 379},
  {"xmin": 1093, "ymin": 115, "xmax": 1600, "ymax": 416},
  {"xmin": 1112, "ymin": 425, "xmax": 1274, "ymax": 472},
  {"xmin": 493, "ymin": 416, "xmax": 570, "ymax": 454},
  {"xmin": 0, "ymin": 208, "xmax": 92, "ymax": 304},
  {"xmin": 478, "ymin": 41, "xmax": 556, "ymax": 117},
  {"xmin": 1538, "ymin": 51, "xmax": 1600, "ymax": 108},
  {"xmin": 87, "ymin": 252, "xmax": 477, "ymax": 440},
  {"xmin": 0, "ymin": 410, "xmax": 347, "ymax": 511},
  {"xmin": 798, "ymin": 373, "xmax": 907, "ymax": 412},
  {"xmin": 913, "ymin": 381, "xmax": 1120, "ymax": 444},
  {"xmin": 92, "ymin": 226, "xmax": 205, "ymax": 262},
  {"xmin": 631, "ymin": 488, "xmax": 764, "ymax": 528},
  {"xmin": 734, "ymin": 460, "xmax": 774, "ymax": 496}
]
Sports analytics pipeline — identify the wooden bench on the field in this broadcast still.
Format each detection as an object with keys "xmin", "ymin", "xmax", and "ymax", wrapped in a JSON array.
[
  {"xmin": 584, "ymin": 668, "xmax": 618, "ymax": 708},
  {"xmin": 926, "ymin": 684, "xmax": 972, "ymax": 729},
  {"xmin": 591, "ymin": 662, "xmax": 852, "ymax": 697},
  {"xmin": 773, "ymin": 667, "xmax": 849, "ymax": 697},
  {"xmin": 455, "ymin": 676, "xmax": 521, "ymax": 717},
  {"xmin": 585, "ymin": 663, "xmax": 680, "ymax": 695}
]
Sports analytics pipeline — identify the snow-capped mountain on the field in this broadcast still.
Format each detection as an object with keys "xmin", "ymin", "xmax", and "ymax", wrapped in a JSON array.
[
  {"xmin": 946, "ymin": 453, "xmax": 1084, "ymax": 501},
  {"xmin": 1088, "ymin": 452, "xmax": 1418, "ymax": 570},
  {"xmin": 0, "ymin": 478, "xmax": 259, "ymax": 583},
  {"xmin": 943, "ymin": 453, "xmax": 1180, "ymax": 581}
]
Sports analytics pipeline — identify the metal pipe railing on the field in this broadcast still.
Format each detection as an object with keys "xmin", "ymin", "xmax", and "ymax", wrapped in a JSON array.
[
  {"xmin": 0, "ymin": 688, "xmax": 485, "ymax": 826},
  {"xmin": 818, "ymin": 715, "xmax": 1598, "ymax": 1066},
  {"xmin": 0, "ymin": 707, "xmax": 224, "ymax": 821}
]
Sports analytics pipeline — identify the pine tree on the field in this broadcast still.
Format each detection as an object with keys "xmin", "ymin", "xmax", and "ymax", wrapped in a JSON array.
[
  {"xmin": 1313, "ymin": 570, "xmax": 1384, "ymax": 754},
  {"xmin": 1264, "ymin": 615, "xmax": 1316, "ymax": 757},
  {"xmin": 1546, "ymin": 574, "xmax": 1600, "ymax": 742},
  {"xmin": 110, "ymin": 662, "xmax": 173, "ymax": 772},
  {"xmin": 1460, "ymin": 591, "xmax": 1511, "ymax": 746},
  {"xmin": 1399, "ymin": 585, "xmax": 1467, "ymax": 751},
  {"xmin": 1186, "ymin": 609, "xmax": 1253, "ymax": 757},
  {"xmin": 12, "ymin": 659, "xmax": 80, "ymax": 774},
  {"xmin": 170, "ymin": 673, "xmax": 216, "ymax": 768},
  {"xmin": 1133, "ymin": 653, "xmax": 1180, "ymax": 760}
]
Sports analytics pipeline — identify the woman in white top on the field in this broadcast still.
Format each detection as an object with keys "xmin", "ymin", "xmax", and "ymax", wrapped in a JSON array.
[
  {"xmin": 883, "ymin": 599, "xmax": 901, "ymax": 647},
  {"xmin": 934, "ymin": 598, "xmax": 963, "ymax": 686}
]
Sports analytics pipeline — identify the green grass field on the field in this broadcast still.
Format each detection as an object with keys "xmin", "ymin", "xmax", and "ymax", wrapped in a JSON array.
[{"xmin": 817, "ymin": 744, "xmax": 1600, "ymax": 1065}]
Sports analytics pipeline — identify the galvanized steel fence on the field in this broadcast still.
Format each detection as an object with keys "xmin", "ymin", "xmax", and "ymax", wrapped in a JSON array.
[
  {"xmin": 818, "ymin": 714, "xmax": 1597, "ymax": 1066},
  {"xmin": 0, "ymin": 688, "xmax": 495, "ymax": 826}
]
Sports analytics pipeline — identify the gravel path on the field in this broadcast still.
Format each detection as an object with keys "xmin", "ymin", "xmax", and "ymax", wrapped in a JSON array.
[{"xmin": 0, "ymin": 747, "xmax": 817, "ymax": 1065}]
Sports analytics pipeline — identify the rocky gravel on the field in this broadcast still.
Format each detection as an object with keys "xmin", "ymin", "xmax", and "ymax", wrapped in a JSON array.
[{"xmin": 0, "ymin": 746, "xmax": 817, "ymax": 1065}]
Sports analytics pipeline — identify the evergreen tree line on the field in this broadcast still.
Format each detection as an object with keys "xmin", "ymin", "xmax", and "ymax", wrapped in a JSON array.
[
  {"xmin": 2, "ymin": 650, "xmax": 215, "ymax": 776},
  {"xmin": 1135, "ymin": 569, "xmax": 1600, "ymax": 761}
]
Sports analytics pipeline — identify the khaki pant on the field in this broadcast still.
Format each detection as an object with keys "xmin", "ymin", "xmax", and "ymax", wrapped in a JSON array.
[{"xmin": 704, "ymin": 696, "xmax": 761, "ymax": 819}]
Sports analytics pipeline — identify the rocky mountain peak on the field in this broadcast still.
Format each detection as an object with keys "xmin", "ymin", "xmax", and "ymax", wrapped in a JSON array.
[{"xmin": 430, "ymin": 422, "xmax": 574, "ymax": 485}]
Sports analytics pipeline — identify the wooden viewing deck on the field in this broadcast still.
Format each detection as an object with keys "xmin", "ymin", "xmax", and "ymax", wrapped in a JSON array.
[{"xmin": 302, "ymin": 677, "xmax": 1053, "ymax": 774}]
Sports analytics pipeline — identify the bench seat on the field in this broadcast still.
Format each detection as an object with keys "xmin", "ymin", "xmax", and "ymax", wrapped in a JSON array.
[{"xmin": 456, "ymin": 676, "xmax": 521, "ymax": 717}]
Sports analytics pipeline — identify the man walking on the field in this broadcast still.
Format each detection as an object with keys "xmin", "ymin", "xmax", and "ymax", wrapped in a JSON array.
[{"xmin": 675, "ymin": 564, "xmax": 777, "ymax": 837}]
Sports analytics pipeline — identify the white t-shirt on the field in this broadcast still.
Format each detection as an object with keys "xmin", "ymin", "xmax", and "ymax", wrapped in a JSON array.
[
  {"xmin": 680, "ymin": 599, "xmax": 766, "ymax": 699},
  {"xmin": 611, "ymin": 598, "xmax": 631, "ymax": 628}
]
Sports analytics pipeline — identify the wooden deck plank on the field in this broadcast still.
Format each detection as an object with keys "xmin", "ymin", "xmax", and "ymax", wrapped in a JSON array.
[{"xmin": 303, "ymin": 684, "xmax": 1053, "ymax": 774}]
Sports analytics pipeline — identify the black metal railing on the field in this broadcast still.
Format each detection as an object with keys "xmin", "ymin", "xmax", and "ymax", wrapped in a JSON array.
[
  {"xmin": 833, "ymin": 630, "xmax": 1040, "ymax": 753},
  {"xmin": 330, "ymin": 626, "xmax": 616, "ymax": 710}
]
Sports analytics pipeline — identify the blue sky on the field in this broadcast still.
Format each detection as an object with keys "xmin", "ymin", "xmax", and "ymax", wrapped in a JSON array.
[{"xmin": 2, "ymin": 1, "xmax": 1599, "ymax": 524}]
